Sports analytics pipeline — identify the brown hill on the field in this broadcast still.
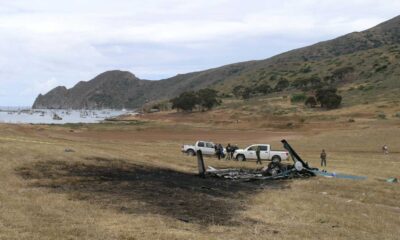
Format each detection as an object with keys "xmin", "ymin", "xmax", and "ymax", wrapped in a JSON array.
[{"xmin": 33, "ymin": 15, "xmax": 400, "ymax": 109}]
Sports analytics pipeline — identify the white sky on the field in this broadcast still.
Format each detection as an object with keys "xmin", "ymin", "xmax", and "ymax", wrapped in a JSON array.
[{"xmin": 0, "ymin": 0, "xmax": 399, "ymax": 106}]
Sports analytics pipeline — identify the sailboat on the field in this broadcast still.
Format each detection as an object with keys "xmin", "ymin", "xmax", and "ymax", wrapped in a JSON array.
[{"xmin": 53, "ymin": 113, "xmax": 62, "ymax": 120}]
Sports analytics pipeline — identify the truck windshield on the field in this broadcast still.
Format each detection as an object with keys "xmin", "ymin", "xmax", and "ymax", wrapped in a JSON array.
[{"xmin": 248, "ymin": 146, "xmax": 257, "ymax": 151}]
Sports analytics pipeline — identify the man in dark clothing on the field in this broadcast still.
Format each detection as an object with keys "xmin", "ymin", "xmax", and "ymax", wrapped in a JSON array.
[
  {"xmin": 218, "ymin": 144, "xmax": 225, "ymax": 159},
  {"xmin": 225, "ymin": 144, "xmax": 231, "ymax": 160},
  {"xmin": 214, "ymin": 144, "xmax": 220, "ymax": 160},
  {"xmin": 256, "ymin": 145, "xmax": 262, "ymax": 165},
  {"xmin": 231, "ymin": 145, "xmax": 237, "ymax": 160},
  {"xmin": 320, "ymin": 149, "xmax": 327, "ymax": 167}
]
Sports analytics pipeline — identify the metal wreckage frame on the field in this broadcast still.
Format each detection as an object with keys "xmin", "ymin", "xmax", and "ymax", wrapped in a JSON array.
[
  {"xmin": 197, "ymin": 140, "xmax": 319, "ymax": 181},
  {"xmin": 197, "ymin": 140, "xmax": 367, "ymax": 181}
]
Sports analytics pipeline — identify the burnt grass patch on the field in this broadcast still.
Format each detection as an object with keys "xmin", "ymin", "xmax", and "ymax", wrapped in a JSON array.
[{"xmin": 16, "ymin": 157, "xmax": 289, "ymax": 226}]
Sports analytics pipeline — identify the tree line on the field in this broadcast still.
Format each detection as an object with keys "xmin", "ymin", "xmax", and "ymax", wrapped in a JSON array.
[
  {"xmin": 232, "ymin": 74, "xmax": 344, "ymax": 109},
  {"xmin": 170, "ymin": 88, "xmax": 221, "ymax": 112},
  {"xmin": 169, "ymin": 66, "xmax": 350, "ymax": 112}
]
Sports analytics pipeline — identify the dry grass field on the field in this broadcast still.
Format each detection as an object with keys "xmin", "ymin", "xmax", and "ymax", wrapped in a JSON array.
[{"xmin": 0, "ymin": 114, "xmax": 399, "ymax": 239}]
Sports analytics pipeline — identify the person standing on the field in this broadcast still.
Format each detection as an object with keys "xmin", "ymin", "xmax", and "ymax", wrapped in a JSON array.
[
  {"xmin": 256, "ymin": 145, "xmax": 262, "ymax": 165},
  {"xmin": 214, "ymin": 144, "xmax": 220, "ymax": 160},
  {"xmin": 382, "ymin": 145, "xmax": 389, "ymax": 154},
  {"xmin": 218, "ymin": 144, "xmax": 224, "ymax": 159},
  {"xmin": 225, "ymin": 143, "xmax": 231, "ymax": 160},
  {"xmin": 231, "ymin": 145, "xmax": 237, "ymax": 160},
  {"xmin": 320, "ymin": 149, "xmax": 327, "ymax": 167}
]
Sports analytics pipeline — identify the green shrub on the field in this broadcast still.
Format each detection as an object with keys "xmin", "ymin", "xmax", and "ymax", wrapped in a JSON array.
[
  {"xmin": 300, "ymin": 65, "xmax": 312, "ymax": 73},
  {"xmin": 286, "ymin": 122, "xmax": 294, "ymax": 128},
  {"xmin": 375, "ymin": 65, "xmax": 388, "ymax": 72},
  {"xmin": 377, "ymin": 113, "xmax": 387, "ymax": 119},
  {"xmin": 242, "ymin": 87, "xmax": 252, "ymax": 99},
  {"xmin": 255, "ymin": 82, "xmax": 272, "ymax": 95},
  {"xmin": 290, "ymin": 93, "xmax": 307, "ymax": 103},
  {"xmin": 331, "ymin": 66, "xmax": 354, "ymax": 82},
  {"xmin": 274, "ymin": 79, "xmax": 289, "ymax": 91},
  {"xmin": 363, "ymin": 85, "xmax": 374, "ymax": 91},
  {"xmin": 232, "ymin": 85, "xmax": 245, "ymax": 98},
  {"xmin": 305, "ymin": 96, "xmax": 317, "ymax": 108}
]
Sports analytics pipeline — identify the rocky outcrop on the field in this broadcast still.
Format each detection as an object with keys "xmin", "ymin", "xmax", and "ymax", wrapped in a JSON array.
[{"xmin": 33, "ymin": 71, "xmax": 153, "ymax": 109}]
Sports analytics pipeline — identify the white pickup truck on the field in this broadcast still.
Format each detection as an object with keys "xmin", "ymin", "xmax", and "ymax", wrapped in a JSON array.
[
  {"xmin": 233, "ymin": 144, "xmax": 289, "ymax": 162},
  {"xmin": 181, "ymin": 141, "xmax": 224, "ymax": 156}
]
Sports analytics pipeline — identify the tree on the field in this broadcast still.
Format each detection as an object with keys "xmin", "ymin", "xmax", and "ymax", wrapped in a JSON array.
[
  {"xmin": 170, "ymin": 88, "xmax": 222, "ymax": 112},
  {"xmin": 291, "ymin": 78, "xmax": 309, "ymax": 90},
  {"xmin": 256, "ymin": 82, "xmax": 272, "ymax": 95},
  {"xmin": 232, "ymin": 85, "xmax": 252, "ymax": 99},
  {"xmin": 170, "ymin": 91, "xmax": 198, "ymax": 111},
  {"xmin": 321, "ymin": 94, "xmax": 342, "ymax": 109},
  {"xmin": 274, "ymin": 79, "xmax": 289, "ymax": 92},
  {"xmin": 315, "ymin": 87, "xmax": 342, "ymax": 109},
  {"xmin": 309, "ymin": 76, "xmax": 322, "ymax": 89},
  {"xmin": 315, "ymin": 87, "xmax": 337, "ymax": 104},
  {"xmin": 232, "ymin": 85, "xmax": 245, "ymax": 98},
  {"xmin": 305, "ymin": 96, "xmax": 317, "ymax": 108},
  {"xmin": 197, "ymin": 88, "xmax": 220, "ymax": 110},
  {"xmin": 242, "ymin": 87, "xmax": 252, "ymax": 99},
  {"xmin": 331, "ymin": 66, "xmax": 354, "ymax": 82}
]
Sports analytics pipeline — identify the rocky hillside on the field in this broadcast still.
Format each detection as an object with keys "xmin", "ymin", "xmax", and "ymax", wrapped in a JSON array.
[{"xmin": 33, "ymin": 15, "xmax": 400, "ymax": 109}]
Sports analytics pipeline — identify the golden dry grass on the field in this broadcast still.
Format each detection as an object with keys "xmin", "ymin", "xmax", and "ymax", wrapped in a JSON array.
[{"xmin": 0, "ymin": 117, "xmax": 399, "ymax": 239}]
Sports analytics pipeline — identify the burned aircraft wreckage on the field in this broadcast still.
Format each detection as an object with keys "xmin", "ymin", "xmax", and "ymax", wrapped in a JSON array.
[
  {"xmin": 197, "ymin": 140, "xmax": 367, "ymax": 181},
  {"xmin": 196, "ymin": 140, "xmax": 317, "ymax": 181}
]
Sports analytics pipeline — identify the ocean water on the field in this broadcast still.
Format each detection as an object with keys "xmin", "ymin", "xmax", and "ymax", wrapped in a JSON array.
[{"xmin": 0, "ymin": 107, "xmax": 131, "ymax": 124}]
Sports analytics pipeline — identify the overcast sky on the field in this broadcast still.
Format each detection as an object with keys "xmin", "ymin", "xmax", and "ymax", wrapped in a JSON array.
[{"xmin": 0, "ymin": 0, "xmax": 399, "ymax": 106}]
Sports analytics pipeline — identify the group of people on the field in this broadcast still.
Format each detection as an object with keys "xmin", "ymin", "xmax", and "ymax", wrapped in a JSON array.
[
  {"xmin": 214, "ymin": 143, "xmax": 224, "ymax": 160},
  {"xmin": 212, "ymin": 144, "xmax": 390, "ymax": 167},
  {"xmin": 208, "ymin": 140, "xmax": 393, "ymax": 171},
  {"xmin": 214, "ymin": 143, "xmax": 239, "ymax": 160}
]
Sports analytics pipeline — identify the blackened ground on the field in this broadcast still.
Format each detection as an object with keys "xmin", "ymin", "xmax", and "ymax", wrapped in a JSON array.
[{"xmin": 16, "ymin": 157, "xmax": 289, "ymax": 226}]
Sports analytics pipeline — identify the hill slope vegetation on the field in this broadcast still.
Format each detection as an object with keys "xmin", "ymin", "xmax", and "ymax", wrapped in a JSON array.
[{"xmin": 33, "ymin": 15, "xmax": 400, "ymax": 109}]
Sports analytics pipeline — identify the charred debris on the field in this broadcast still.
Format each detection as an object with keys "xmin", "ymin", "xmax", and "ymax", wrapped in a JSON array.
[
  {"xmin": 197, "ymin": 140, "xmax": 367, "ymax": 181},
  {"xmin": 197, "ymin": 140, "xmax": 318, "ymax": 181}
]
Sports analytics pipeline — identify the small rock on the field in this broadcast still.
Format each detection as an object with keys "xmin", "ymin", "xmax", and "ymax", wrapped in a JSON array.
[
  {"xmin": 386, "ymin": 177, "xmax": 398, "ymax": 183},
  {"xmin": 64, "ymin": 148, "xmax": 75, "ymax": 153},
  {"xmin": 178, "ymin": 217, "xmax": 190, "ymax": 223}
]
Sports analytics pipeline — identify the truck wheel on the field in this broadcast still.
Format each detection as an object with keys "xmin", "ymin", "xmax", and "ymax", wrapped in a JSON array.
[
  {"xmin": 187, "ymin": 149, "xmax": 195, "ymax": 156},
  {"xmin": 236, "ymin": 154, "xmax": 246, "ymax": 161},
  {"xmin": 272, "ymin": 156, "xmax": 281, "ymax": 163}
]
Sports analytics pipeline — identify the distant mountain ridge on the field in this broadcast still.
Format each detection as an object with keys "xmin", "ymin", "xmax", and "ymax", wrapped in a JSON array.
[{"xmin": 33, "ymin": 15, "xmax": 400, "ymax": 109}]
